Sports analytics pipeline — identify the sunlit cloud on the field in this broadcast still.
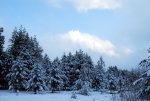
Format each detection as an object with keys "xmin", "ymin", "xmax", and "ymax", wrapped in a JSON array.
[{"xmin": 61, "ymin": 30, "xmax": 119, "ymax": 56}]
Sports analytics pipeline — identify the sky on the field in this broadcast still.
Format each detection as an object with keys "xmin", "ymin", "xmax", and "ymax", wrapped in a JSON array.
[{"xmin": 0, "ymin": 0, "xmax": 150, "ymax": 70}]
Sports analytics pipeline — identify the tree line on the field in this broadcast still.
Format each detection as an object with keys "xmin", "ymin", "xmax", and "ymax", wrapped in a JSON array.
[{"xmin": 0, "ymin": 26, "xmax": 149, "ymax": 100}]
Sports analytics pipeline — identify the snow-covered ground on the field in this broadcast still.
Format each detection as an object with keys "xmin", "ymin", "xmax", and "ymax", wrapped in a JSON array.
[{"xmin": 0, "ymin": 90, "xmax": 115, "ymax": 101}]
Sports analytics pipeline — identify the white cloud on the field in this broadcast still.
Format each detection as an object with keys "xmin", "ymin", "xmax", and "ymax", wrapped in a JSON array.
[
  {"xmin": 61, "ymin": 30, "xmax": 118, "ymax": 56},
  {"xmin": 70, "ymin": 0, "xmax": 120, "ymax": 12},
  {"xmin": 124, "ymin": 48, "xmax": 132, "ymax": 54},
  {"xmin": 48, "ymin": 0, "xmax": 120, "ymax": 12}
]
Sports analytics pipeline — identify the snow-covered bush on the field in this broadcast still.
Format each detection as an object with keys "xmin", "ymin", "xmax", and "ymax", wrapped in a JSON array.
[
  {"xmin": 78, "ymin": 82, "xmax": 90, "ymax": 96},
  {"xmin": 119, "ymin": 92, "xmax": 138, "ymax": 101},
  {"xmin": 71, "ymin": 92, "xmax": 77, "ymax": 99}
]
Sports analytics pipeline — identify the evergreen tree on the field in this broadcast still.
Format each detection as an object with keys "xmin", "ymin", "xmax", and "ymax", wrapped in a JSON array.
[
  {"xmin": 7, "ymin": 56, "xmax": 29, "ymax": 91},
  {"xmin": 92, "ymin": 57, "xmax": 105, "ymax": 91},
  {"xmin": 60, "ymin": 53, "xmax": 70, "ymax": 91},
  {"xmin": 28, "ymin": 61, "xmax": 46, "ymax": 94},
  {"xmin": 106, "ymin": 66, "xmax": 119, "ymax": 92},
  {"xmin": 133, "ymin": 48, "xmax": 150, "ymax": 99},
  {"xmin": 65, "ymin": 52, "xmax": 76, "ymax": 90},
  {"xmin": 0, "ymin": 28, "xmax": 7, "ymax": 88},
  {"xmin": 1, "ymin": 52, "xmax": 11, "ymax": 89},
  {"xmin": 74, "ymin": 50, "xmax": 94, "ymax": 95},
  {"xmin": 73, "ymin": 50, "xmax": 85, "ymax": 90},
  {"xmin": 7, "ymin": 27, "xmax": 44, "ymax": 93},
  {"xmin": 26, "ymin": 36, "xmax": 45, "ymax": 93},
  {"xmin": 0, "ymin": 28, "xmax": 4, "ymax": 55},
  {"xmin": 42, "ymin": 54, "xmax": 52, "ymax": 90},
  {"xmin": 50, "ymin": 57, "xmax": 64, "ymax": 93},
  {"xmin": 7, "ymin": 27, "xmax": 31, "ymax": 91},
  {"xmin": 118, "ymin": 70, "xmax": 130, "ymax": 91},
  {"xmin": 79, "ymin": 54, "xmax": 94, "ymax": 95},
  {"xmin": 118, "ymin": 70, "xmax": 125, "ymax": 92},
  {"xmin": 128, "ymin": 69, "xmax": 139, "ymax": 91},
  {"xmin": 30, "ymin": 37, "xmax": 43, "ymax": 61},
  {"xmin": 106, "ymin": 73, "xmax": 116, "ymax": 93}
]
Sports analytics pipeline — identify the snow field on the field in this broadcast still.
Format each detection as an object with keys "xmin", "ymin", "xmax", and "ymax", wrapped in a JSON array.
[{"xmin": 0, "ymin": 90, "xmax": 113, "ymax": 101}]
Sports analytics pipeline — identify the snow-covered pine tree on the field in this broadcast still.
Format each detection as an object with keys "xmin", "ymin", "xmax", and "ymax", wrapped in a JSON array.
[
  {"xmin": 7, "ymin": 56, "xmax": 29, "ymax": 91},
  {"xmin": 50, "ymin": 57, "xmax": 64, "ymax": 93},
  {"xmin": 107, "ymin": 66, "xmax": 119, "ymax": 77},
  {"xmin": 1, "ymin": 52, "xmax": 11, "ymax": 89},
  {"xmin": 67, "ymin": 52, "xmax": 76, "ymax": 90},
  {"xmin": 106, "ymin": 66, "xmax": 119, "ymax": 93},
  {"xmin": 74, "ymin": 50, "xmax": 94, "ymax": 95},
  {"xmin": 107, "ymin": 73, "xmax": 116, "ymax": 94},
  {"xmin": 117, "ymin": 70, "xmax": 124, "ymax": 93},
  {"xmin": 0, "ymin": 28, "xmax": 4, "ymax": 56},
  {"xmin": 42, "ymin": 54, "xmax": 52, "ymax": 91},
  {"xmin": 118, "ymin": 70, "xmax": 130, "ymax": 92},
  {"xmin": 7, "ymin": 27, "xmax": 31, "ymax": 92},
  {"xmin": 127, "ymin": 69, "xmax": 139, "ymax": 91},
  {"xmin": 73, "ymin": 50, "xmax": 85, "ymax": 90},
  {"xmin": 27, "ymin": 36, "xmax": 47, "ymax": 94},
  {"xmin": 79, "ymin": 54, "xmax": 94, "ymax": 95},
  {"xmin": 28, "ymin": 61, "xmax": 46, "ymax": 94},
  {"xmin": 30, "ymin": 36, "xmax": 43, "ymax": 61},
  {"xmin": 60, "ymin": 53, "xmax": 70, "ymax": 91},
  {"xmin": 0, "ymin": 29, "xmax": 6, "ymax": 88},
  {"xmin": 92, "ymin": 57, "xmax": 105, "ymax": 91},
  {"xmin": 133, "ymin": 48, "xmax": 150, "ymax": 100}
]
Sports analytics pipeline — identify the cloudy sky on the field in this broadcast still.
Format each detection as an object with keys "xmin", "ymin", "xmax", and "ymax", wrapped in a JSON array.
[{"xmin": 0, "ymin": 0, "xmax": 150, "ymax": 69}]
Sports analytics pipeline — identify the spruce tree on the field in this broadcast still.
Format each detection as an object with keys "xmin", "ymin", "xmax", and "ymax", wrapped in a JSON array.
[
  {"xmin": 92, "ymin": 57, "xmax": 105, "ymax": 91},
  {"xmin": 42, "ymin": 54, "xmax": 52, "ymax": 90},
  {"xmin": 60, "ymin": 53, "xmax": 70, "ymax": 91},
  {"xmin": 74, "ymin": 50, "xmax": 94, "ymax": 95},
  {"xmin": 28, "ymin": 61, "xmax": 46, "ymax": 94},
  {"xmin": 106, "ymin": 66, "xmax": 119, "ymax": 93},
  {"xmin": 50, "ymin": 57, "xmax": 64, "ymax": 93},
  {"xmin": 0, "ymin": 27, "xmax": 6, "ymax": 88},
  {"xmin": 67, "ymin": 52, "xmax": 76, "ymax": 90},
  {"xmin": 133, "ymin": 48, "xmax": 150, "ymax": 99},
  {"xmin": 7, "ymin": 27, "xmax": 31, "ymax": 92},
  {"xmin": 27, "ymin": 36, "xmax": 46, "ymax": 94},
  {"xmin": 7, "ymin": 56, "xmax": 29, "ymax": 91}
]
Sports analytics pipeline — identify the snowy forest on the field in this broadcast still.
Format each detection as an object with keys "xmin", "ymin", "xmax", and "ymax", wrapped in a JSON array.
[{"xmin": 0, "ymin": 27, "xmax": 150, "ymax": 101}]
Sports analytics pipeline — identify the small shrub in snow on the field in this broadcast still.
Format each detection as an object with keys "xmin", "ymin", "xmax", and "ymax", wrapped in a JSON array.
[
  {"xmin": 78, "ymin": 83, "xmax": 90, "ymax": 96},
  {"xmin": 79, "ymin": 88, "xmax": 89, "ymax": 96},
  {"xmin": 119, "ymin": 92, "xmax": 138, "ymax": 101},
  {"xmin": 16, "ymin": 90, "xmax": 19, "ymax": 96},
  {"xmin": 71, "ymin": 92, "xmax": 77, "ymax": 99}
]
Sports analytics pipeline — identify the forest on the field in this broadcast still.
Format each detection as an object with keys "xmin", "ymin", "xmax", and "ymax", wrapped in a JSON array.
[{"xmin": 0, "ymin": 26, "xmax": 150, "ymax": 101}]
